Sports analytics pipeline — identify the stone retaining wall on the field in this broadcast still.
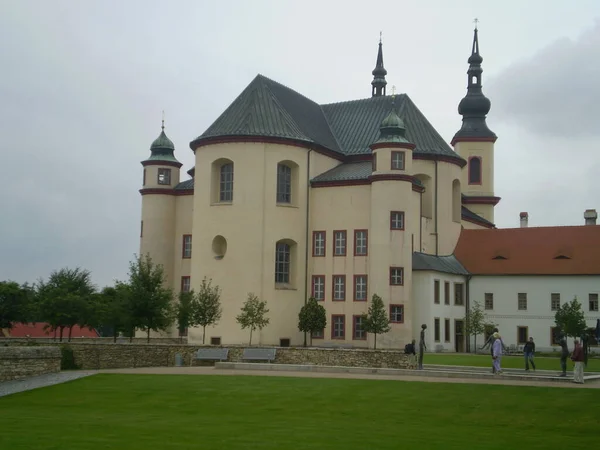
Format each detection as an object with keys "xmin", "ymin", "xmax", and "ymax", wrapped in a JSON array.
[
  {"xmin": 0, "ymin": 346, "xmax": 61, "ymax": 382},
  {"xmin": 0, "ymin": 337, "xmax": 186, "ymax": 345},
  {"xmin": 12, "ymin": 343, "xmax": 414, "ymax": 371}
]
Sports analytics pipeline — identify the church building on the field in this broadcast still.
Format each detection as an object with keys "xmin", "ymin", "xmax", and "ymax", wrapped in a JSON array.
[{"xmin": 138, "ymin": 29, "xmax": 600, "ymax": 351}]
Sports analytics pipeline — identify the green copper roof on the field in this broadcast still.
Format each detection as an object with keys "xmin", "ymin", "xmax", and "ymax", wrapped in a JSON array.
[
  {"xmin": 373, "ymin": 107, "xmax": 411, "ymax": 145},
  {"xmin": 190, "ymin": 74, "xmax": 463, "ymax": 164},
  {"xmin": 311, "ymin": 162, "xmax": 372, "ymax": 183},
  {"xmin": 412, "ymin": 252, "xmax": 470, "ymax": 275},
  {"xmin": 144, "ymin": 129, "xmax": 180, "ymax": 165},
  {"xmin": 151, "ymin": 130, "xmax": 175, "ymax": 151}
]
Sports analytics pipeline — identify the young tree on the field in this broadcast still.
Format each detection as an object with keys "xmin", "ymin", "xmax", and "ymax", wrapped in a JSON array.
[
  {"xmin": 464, "ymin": 301, "xmax": 495, "ymax": 352},
  {"xmin": 298, "ymin": 297, "xmax": 327, "ymax": 346},
  {"xmin": 35, "ymin": 268, "xmax": 97, "ymax": 341},
  {"xmin": 126, "ymin": 254, "xmax": 174, "ymax": 343},
  {"xmin": 362, "ymin": 294, "xmax": 391, "ymax": 349},
  {"xmin": 177, "ymin": 291, "xmax": 195, "ymax": 342},
  {"xmin": 236, "ymin": 293, "xmax": 269, "ymax": 346},
  {"xmin": 0, "ymin": 281, "xmax": 31, "ymax": 329},
  {"xmin": 193, "ymin": 277, "xmax": 223, "ymax": 344},
  {"xmin": 97, "ymin": 283, "xmax": 132, "ymax": 343},
  {"xmin": 555, "ymin": 296, "xmax": 587, "ymax": 339}
]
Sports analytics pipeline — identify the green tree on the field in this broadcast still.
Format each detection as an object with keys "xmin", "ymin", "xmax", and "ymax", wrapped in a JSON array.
[
  {"xmin": 126, "ymin": 254, "xmax": 175, "ymax": 343},
  {"xmin": 0, "ymin": 281, "xmax": 31, "ymax": 329},
  {"xmin": 176, "ymin": 291, "xmax": 194, "ymax": 342},
  {"xmin": 298, "ymin": 297, "xmax": 327, "ymax": 346},
  {"xmin": 193, "ymin": 277, "xmax": 223, "ymax": 344},
  {"xmin": 97, "ymin": 283, "xmax": 132, "ymax": 342},
  {"xmin": 35, "ymin": 268, "xmax": 97, "ymax": 341},
  {"xmin": 555, "ymin": 296, "xmax": 587, "ymax": 339},
  {"xmin": 362, "ymin": 294, "xmax": 391, "ymax": 349},
  {"xmin": 236, "ymin": 293, "xmax": 269, "ymax": 346},
  {"xmin": 464, "ymin": 300, "xmax": 495, "ymax": 352}
]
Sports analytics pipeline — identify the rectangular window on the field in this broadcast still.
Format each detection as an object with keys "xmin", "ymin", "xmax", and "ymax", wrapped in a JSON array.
[
  {"xmin": 550, "ymin": 327, "xmax": 560, "ymax": 345},
  {"xmin": 333, "ymin": 230, "xmax": 347, "ymax": 256},
  {"xmin": 390, "ymin": 211, "xmax": 405, "ymax": 230},
  {"xmin": 276, "ymin": 163, "xmax": 292, "ymax": 203},
  {"xmin": 354, "ymin": 230, "xmax": 368, "ymax": 256},
  {"xmin": 454, "ymin": 283, "xmax": 464, "ymax": 306},
  {"xmin": 372, "ymin": 153, "xmax": 377, "ymax": 171},
  {"xmin": 332, "ymin": 275, "xmax": 346, "ymax": 301},
  {"xmin": 275, "ymin": 242, "xmax": 291, "ymax": 284},
  {"xmin": 518, "ymin": 293, "xmax": 527, "ymax": 311},
  {"xmin": 434, "ymin": 280, "xmax": 440, "ymax": 304},
  {"xmin": 484, "ymin": 293, "xmax": 494, "ymax": 310},
  {"xmin": 391, "ymin": 151, "xmax": 405, "ymax": 170},
  {"xmin": 434, "ymin": 318, "xmax": 440, "ymax": 342},
  {"xmin": 311, "ymin": 329, "xmax": 324, "ymax": 339},
  {"xmin": 182, "ymin": 234, "xmax": 192, "ymax": 259},
  {"xmin": 311, "ymin": 275, "xmax": 325, "ymax": 301},
  {"xmin": 157, "ymin": 168, "xmax": 171, "ymax": 185},
  {"xmin": 312, "ymin": 231, "xmax": 326, "ymax": 257},
  {"xmin": 180, "ymin": 276, "xmax": 191, "ymax": 293},
  {"xmin": 444, "ymin": 282, "xmax": 450, "ymax": 305},
  {"xmin": 219, "ymin": 163, "xmax": 234, "ymax": 202},
  {"xmin": 444, "ymin": 319, "xmax": 451, "ymax": 342},
  {"xmin": 354, "ymin": 275, "xmax": 368, "ymax": 302},
  {"xmin": 390, "ymin": 304, "xmax": 404, "ymax": 323},
  {"xmin": 551, "ymin": 293, "xmax": 561, "ymax": 311},
  {"xmin": 517, "ymin": 326, "xmax": 528, "ymax": 345},
  {"xmin": 332, "ymin": 315, "xmax": 345, "ymax": 339},
  {"xmin": 353, "ymin": 315, "xmax": 367, "ymax": 340},
  {"xmin": 389, "ymin": 267, "xmax": 404, "ymax": 286},
  {"xmin": 143, "ymin": 168, "xmax": 146, "ymax": 186},
  {"xmin": 590, "ymin": 293, "xmax": 599, "ymax": 312}
]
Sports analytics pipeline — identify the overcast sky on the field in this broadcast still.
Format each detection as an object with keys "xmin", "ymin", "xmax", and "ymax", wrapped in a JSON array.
[{"xmin": 1, "ymin": 0, "xmax": 599, "ymax": 288}]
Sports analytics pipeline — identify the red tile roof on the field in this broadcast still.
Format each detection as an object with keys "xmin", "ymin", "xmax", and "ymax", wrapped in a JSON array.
[
  {"xmin": 454, "ymin": 225, "xmax": 600, "ymax": 275},
  {"xmin": 8, "ymin": 323, "xmax": 99, "ymax": 338}
]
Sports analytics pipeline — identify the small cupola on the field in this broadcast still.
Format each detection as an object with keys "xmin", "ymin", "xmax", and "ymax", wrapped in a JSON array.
[{"xmin": 142, "ymin": 116, "xmax": 182, "ymax": 167}]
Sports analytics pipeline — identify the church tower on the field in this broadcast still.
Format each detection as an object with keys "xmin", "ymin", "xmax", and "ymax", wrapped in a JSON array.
[
  {"xmin": 451, "ymin": 26, "xmax": 499, "ymax": 223},
  {"xmin": 139, "ymin": 118, "xmax": 181, "ymax": 289},
  {"xmin": 371, "ymin": 36, "xmax": 387, "ymax": 97}
]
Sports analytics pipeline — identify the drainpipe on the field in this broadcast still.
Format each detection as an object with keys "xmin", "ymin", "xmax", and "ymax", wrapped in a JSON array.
[
  {"xmin": 434, "ymin": 160, "xmax": 439, "ymax": 256},
  {"xmin": 465, "ymin": 274, "xmax": 472, "ymax": 353},
  {"xmin": 303, "ymin": 149, "xmax": 312, "ymax": 347}
]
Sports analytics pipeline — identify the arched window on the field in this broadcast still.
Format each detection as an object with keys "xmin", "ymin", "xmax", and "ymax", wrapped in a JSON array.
[
  {"xmin": 220, "ymin": 163, "xmax": 234, "ymax": 202},
  {"xmin": 275, "ymin": 242, "xmax": 291, "ymax": 284},
  {"xmin": 452, "ymin": 179, "xmax": 461, "ymax": 223},
  {"xmin": 276, "ymin": 163, "xmax": 292, "ymax": 203},
  {"xmin": 468, "ymin": 157, "xmax": 482, "ymax": 185}
]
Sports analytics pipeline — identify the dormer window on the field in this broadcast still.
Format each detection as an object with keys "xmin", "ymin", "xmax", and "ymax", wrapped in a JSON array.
[
  {"xmin": 492, "ymin": 255, "xmax": 507, "ymax": 260},
  {"xmin": 158, "ymin": 168, "xmax": 171, "ymax": 185},
  {"xmin": 554, "ymin": 255, "xmax": 571, "ymax": 260},
  {"xmin": 391, "ymin": 151, "xmax": 405, "ymax": 170}
]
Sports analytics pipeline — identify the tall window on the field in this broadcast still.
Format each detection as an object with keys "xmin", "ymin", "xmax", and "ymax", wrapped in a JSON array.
[
  {"xmin": 517, "ymin": 326, "xmax": 528, "ymax": 344},
  {"xmin": 434, "ymin": 318, "xmax": 440, "ymax": 342},
  {"xmin": 390, "ymin": 267, "xmax": 404, "ymax": 286},
  {"xmin": 354, "ymin": 275, "xmax": 368, "ymax": 301},
  {"xmin": 143, "ymin": 168, "xmax": 146, "ymax": 186},
  {"xmin": 181, "ymin": 276, "xmax": 191, "ymax": 293},
  {"xmin": 332, "ymin": 315, "xmax": 345, "ymax": 339},
  {"xmin": 311, "ymin": 275, "xmax": 325, "ymax": 301},
  {"xmin": 312, "ymin": 231, "xmax": 326, "ymax": 257},
  {"xmin": 276, "ymin": 163, "xmax": 292, "ymax": 203},
  {"xmin": 390, "ymin": 305, "xmax": 404, "ymax": 323},
  {"xmin": 444, "ymin": 319, "xmax": 451, "ymax": 342},
  {"xmin": 444, "ymin": 282, "xmax": 450, "ymax": 304},
  {"xmin": 333, "ymin": 231, "xmax": 347, "ymax": 256},
  {"xmin": 485, "ymin": 293, "xmax": 494, "ymax": 310},
  {"xmin": 590, "ymin": 293, "xmax": 599, "ymax": 312},
  {"xmin": 353, "ymin": 316, "xmax": 366, "ymax": 340},
  {"xmin": 390, "ymin": 211, "xmax": 405, "ymax": 230},
  {"xmin": 434, "ymin": 280, "xmax": 440, "ymax": 304},
  {"xmin": 551, "ymin": 293, "xmax": 561, "ymax": 311},
  {"xmin": 219, "ymin": 163, "xmax": 234, "ymax": 202},
  {"xmin": 468, "ymin": 157, "xmax": 482, "ymax": 184},
  {"xmin": 391, "ymin": 151, "xmax": 405, "ymax": 170},
  {"xmin": 332, "ymin": 275, "xmax": 346, "ymax": 301},
  {"xmin": 372, "ymin": 153, "xmax": 377, "ymax": 171},
  {"xmin": 518, "ymin": 293, "xmax": 528, "ymax": 311},
  {"xmin": 354, "ymin": 230, "xmax": 368, "ymax": 256},
  {"xmin": 275, "ymin": 242, "xmax": 290, "ymax": 284},
  {"xmin": 158, "ymin": 168, "xmax": 171, "ymax": 185},
  {"xmin": 454, "ymin": 283, "xmax": 464, "ymax": 306},
  {"xmin": 182, "ymin": 235, "xmax": 192, "ymax": 259}
]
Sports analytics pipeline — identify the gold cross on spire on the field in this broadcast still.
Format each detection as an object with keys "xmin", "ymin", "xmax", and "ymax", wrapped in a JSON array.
[
  {"xmin": 473, "ymin": 18, "xmax": 479, "ymax": 30},
  {"xmin": 161, "ymin": 110, "xmax": 165, "ymax": 130}
]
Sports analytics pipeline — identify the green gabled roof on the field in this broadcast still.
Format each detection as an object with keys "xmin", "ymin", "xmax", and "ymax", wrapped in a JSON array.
[
  {"xmin": 190, "ymin": 74, "xmax": 463, "ymax": 164},
  {"xmin": 174, "ymin": 178, "xmax": 194, "ymax": 190},
  {"xmin": 311, "ymin": 162, "xmax": 371, "ymax": 183},
  {"xmin": 412, "ymin": 252, "xmax": 470, "ymax": 275}
]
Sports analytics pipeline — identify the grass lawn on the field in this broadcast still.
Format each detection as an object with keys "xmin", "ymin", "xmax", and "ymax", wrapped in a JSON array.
[
  {"xmin": 0, "ymin": 374, "xmax": 597, "ymax": 450},
  {"xmin": 425, "ymin": 353, "xmax": 600, "ymax": 372}
]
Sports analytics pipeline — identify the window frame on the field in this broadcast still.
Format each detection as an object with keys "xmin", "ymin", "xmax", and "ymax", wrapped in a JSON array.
[
  {"xmin": 391, "ymin": 151, "xmax": 405, "ymax": 170},
  {"xmin": 454, "ymin": 283, "xmax": 464, "ymax": 306},
  {"xmin": 390, "ymin": 211, "xmax": 405, "ymax": 230},
  {"xmin": 157, "ymin": 168, "xmax": 172, "ymax": 185},
  {"xmin": 180, "ymin": 276, "xmax": 191, "ymax": 293},
  {"xmin": 332, "ymin": 275, "xmax": 346, "ymax": 301},
  {"xmin": 182, "ymin": 234, "xmax": 192, "ymax": 259},
  {"xmin": 311, "ymin": 275, "xmax": 325, "ymax": 301},
  {"xmin": 333, "ymin": 230, "xmax": 347, "ymax": 257},
  {"xmin": 352, "ymin": 315, "xmax": 367, "ymax": 340},
  {"xmin": 219, "ymin": 163, "xmax": 234, "ymax": 202},
  {"xmin": 312, "ymin": 231, "xmax": 326, "ymax": 257},
  {"xmin": 275, "ymin": 242, "xmax": 291, "ymax": 284},
  {"xmin": 353, "ymin": 275, "xmax": 368, "ymax": 302},
  {"xmin": 518, "ymin": 293, "xmax": 528, "ymax": 311},
  {"xmin": 331, "ymin": 314, "xmax": 345, "ymax": 340},
  {"xmin": 444, "ymin": 281, "xmax": 450, "ymax": 305},
  {"xmin": 354, "ymin": 229, "xmax": 368, "ymax": 256},
  {"xmin": 590, "ymin": 293, "xmax": 599, "ymax": 312},
  {"xmin": 276, "ymin": 163, "xmax": 292, "ymax": 204},
  {"xmin": 444, "ymin": 318, "xmax": 451, "ymax": 342},
  {"xmin": 389, "ymin": 304, "xmax": 404, "ymax": 324},
  {"xmin": 551, "ymin": 293, "xmax": 561, "ymax": 311},
  {"xmin": 468, "ymin": 156, "xmax": 482, "ymax": 185},
  {"xmin": 389, "ymin": 267, "xmax": 404, "ymax": 286},
  {"xmin": 517, "ymin": 326, "xmax": 529, "ymax": 345},
  {"xmin": 434, "ymin": 279, "xmax": 440, "ymax": 304},
  {"xmin": 484, "ymin": 293, "xmax": 494, "ymax": 310},
  {"xmin": 434, "ymin": 318, "xmax": 441, "ymax": 342}
]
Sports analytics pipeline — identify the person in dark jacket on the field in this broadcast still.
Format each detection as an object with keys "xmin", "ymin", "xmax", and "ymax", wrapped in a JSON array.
[
  {"xmin": 523, "ymin": 337, "xmax": 536, "ymax": 371},
  {"xmin": 559, "ymin": 335, "xmax": 569, "ymax": 377}
]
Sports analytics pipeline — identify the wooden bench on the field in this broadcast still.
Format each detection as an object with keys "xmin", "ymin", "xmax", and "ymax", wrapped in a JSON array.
[
  {"xmin": 194, "ymin": 348, "xmax": 229, "ymax": 363},
  {"xmin": 242, "ymin": 348, "xmax": 277, "ymax": 362}
]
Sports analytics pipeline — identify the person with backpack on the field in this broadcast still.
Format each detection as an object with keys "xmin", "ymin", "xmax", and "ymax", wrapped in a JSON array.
[{"xmin": 404, "ymin": 339, "xmax": 416, "ymax": 367}]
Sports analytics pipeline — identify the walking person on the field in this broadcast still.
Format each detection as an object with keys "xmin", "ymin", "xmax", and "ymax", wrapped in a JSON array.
[
  {"xmin": 523, "ymin": 337, "xmax": 536, "ymax": 371},
  {"xmin": 571, "ymin": 339, "xmax": 585, "ymax": 384},
  {"xmin": 559, "ymin": 334, "xmax": 569, "ymax": 377},
  {"xmin": 492, "ymin": 332, "xmax": 503, "ymax": 375},
  {"xmin": 481, "ymin": 327, "xmax": 507, "ymax": 373}
]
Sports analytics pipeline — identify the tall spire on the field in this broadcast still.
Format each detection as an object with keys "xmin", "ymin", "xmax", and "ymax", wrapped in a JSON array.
[
  {"xmin": 452, "ymin": 23, "xmax": 496, "ymax": 144},
  {"xmin": 371, "ymin": 32, "xmax": 387, "ymax": 97}
]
